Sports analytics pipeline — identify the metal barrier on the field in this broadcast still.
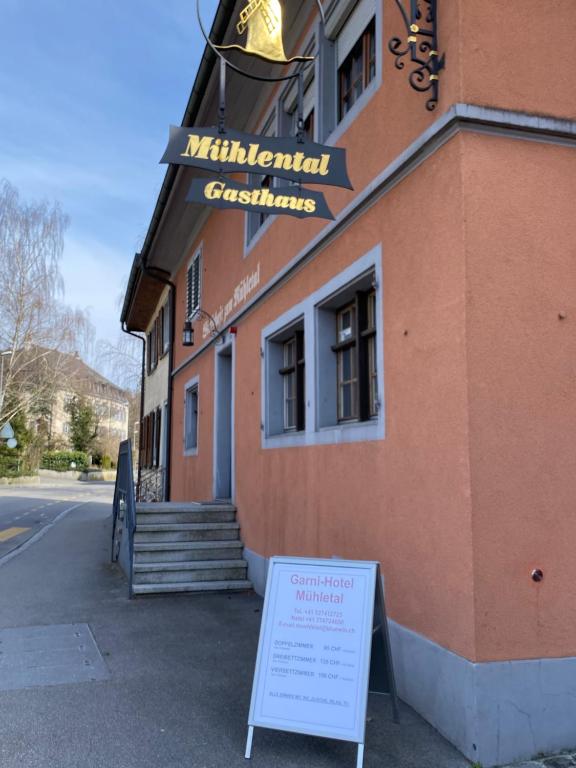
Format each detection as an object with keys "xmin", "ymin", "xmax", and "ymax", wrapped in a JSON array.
[
  {"xmin": 137, "ymin": 466, "xmax": 166, "ymax": 503},
  {"xmin": 111, "ymin": 439, "xmax": 136, "ymax": 598}
]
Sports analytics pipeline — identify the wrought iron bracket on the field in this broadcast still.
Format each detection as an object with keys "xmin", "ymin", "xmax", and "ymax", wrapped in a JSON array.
[
  {"xmin": 388, "ymin": 0, "xmax": 445, "ymax": 111},
  {"xmin": 191, "ymin": 308, "xmax": 224, "ymax": 341}
]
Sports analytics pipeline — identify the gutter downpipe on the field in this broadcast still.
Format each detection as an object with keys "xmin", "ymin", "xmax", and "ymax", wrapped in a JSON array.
[
  {"xmin": 121, "ymin": 323, "xmax": 145, "ymax": 497},
  {"xmin": 139, "ymin": 261, "xmax": 176, "ymax": 503}
]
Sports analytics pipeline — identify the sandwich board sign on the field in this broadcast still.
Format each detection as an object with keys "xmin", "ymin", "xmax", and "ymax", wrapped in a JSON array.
[{"xmin": 245, "ymin": 557, "xmax": 399, "ymax": 768}]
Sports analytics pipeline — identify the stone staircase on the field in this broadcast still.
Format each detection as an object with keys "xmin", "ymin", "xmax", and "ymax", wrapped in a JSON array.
[{"xmin": 132, "ymin": 501, "xmax": 252, "ymax": 596}]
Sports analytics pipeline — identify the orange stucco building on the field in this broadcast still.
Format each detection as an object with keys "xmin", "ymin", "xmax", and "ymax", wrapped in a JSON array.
[{"xmin": 121, "ymin": 1, "xmax": 576, "ymax": 764}]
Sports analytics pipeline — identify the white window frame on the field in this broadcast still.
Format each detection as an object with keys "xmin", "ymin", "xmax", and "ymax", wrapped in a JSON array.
[
  {"xmin": 183, "ymin": 375, "xmax": 199, "ymax": 456},
  {"xmin": 261, "ymin": 244, "xmax": 384, "ymax": 449}
]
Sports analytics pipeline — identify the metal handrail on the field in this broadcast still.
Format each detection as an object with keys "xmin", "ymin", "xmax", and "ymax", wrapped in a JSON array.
[
  {"xmin": 137, "ymin": 466, "xmax": 166, "ymax": 503},
  {"xmin": 111, "ymin": 439, "xmax": 137, "ymax": 598}
]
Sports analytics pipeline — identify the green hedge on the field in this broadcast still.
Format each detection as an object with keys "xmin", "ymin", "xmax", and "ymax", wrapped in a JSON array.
[
  {"xmin": 0, "ymin": 453, "xmax": 25, "ymax": 477},
  {"xmin": 41, "ymin": 450, "xmax": 89, "ymax": 472}
]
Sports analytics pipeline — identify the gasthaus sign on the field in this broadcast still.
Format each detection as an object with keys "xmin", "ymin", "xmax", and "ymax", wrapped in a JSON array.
[{"xmin": 245, "ymin": 557, "xmax": 398, "ymax": 767}]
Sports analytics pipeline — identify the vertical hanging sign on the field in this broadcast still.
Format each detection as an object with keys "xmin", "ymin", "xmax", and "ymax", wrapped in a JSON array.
[{"xmin": 245, "ymin": 557, "xmax": 399, "ymax": 768}]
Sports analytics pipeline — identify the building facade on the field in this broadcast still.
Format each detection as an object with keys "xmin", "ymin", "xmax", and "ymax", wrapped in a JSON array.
[
  {"xmin": 122, "ymin": 260, "xmax": 173, "ymax": 499},
  {"xmin": 47, "ymin": 352, "xmax": 129, "ymax": 457},
  {"xmin": 122, "ymin": 1, "xmax": 576, "ymax": 764}
]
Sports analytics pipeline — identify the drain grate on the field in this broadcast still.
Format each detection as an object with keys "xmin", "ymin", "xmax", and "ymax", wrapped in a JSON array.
[{"xmin": 0, "ymin": 623, "xmax": 109, "ymax": 691}]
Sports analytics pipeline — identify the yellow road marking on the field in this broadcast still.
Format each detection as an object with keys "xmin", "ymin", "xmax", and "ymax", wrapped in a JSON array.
[{"xmin": 0, "ymin": 527, "xmax": 30, "ymax": 542}]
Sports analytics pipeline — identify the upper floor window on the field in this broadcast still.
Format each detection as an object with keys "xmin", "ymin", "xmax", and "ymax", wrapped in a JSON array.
[
  {"xmin": 187, "ymin": 249, "xmax": 201, "ymax": 319},
  {"xmin": 162, "ymin": 299, "xmax": 170, "ymax": 355},
  {"xmin": 247, "ymin": 112, "xmax": 276, "ymax": 244},
  {"xmin": 338, "ymin": 19, "xmax": 376, "ymax": 122}
]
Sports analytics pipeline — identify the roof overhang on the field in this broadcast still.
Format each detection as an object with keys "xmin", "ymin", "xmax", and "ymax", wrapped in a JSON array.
[{"xmin": 121, "ymin": 253, "xmax": 171, "ymax": 332}]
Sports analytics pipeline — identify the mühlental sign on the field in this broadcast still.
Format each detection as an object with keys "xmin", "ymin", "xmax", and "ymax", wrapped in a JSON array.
[
  {"xmin": 186, "ymin": 177, "xmax": 334, "ymax": 220},
  {"xmin": 161, "ymin": 127, "xmax": 352, "ymax": 190},
  {"xmin": 245, "ymin": 557, "xmax": 399, "ymax": 768}
]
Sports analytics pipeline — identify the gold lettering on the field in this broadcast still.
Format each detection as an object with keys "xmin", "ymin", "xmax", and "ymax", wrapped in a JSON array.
[
  {"xmin": 247, "ymin": 144, "xmax": 259, "ymax": 166},
  {"xmin": 302, "ymin": 157, "xmax": 320, "ymax": 174},
  {"xmin": 258, "ymin": 150, "xmax": 274, "ymax": 168},
  {"xmin": 181, "ymin": 134, "xmax": 212, "ymax": 159},
  {"xmin": 209, "ymin": 138, "xmax": 222, "ymax": 162},
  {"xmin": 223, "ymin": 188, "xmax": 239, "ymax": 201},
  {"xmin": 318, "ymin": 154, "xmax": 330, "ymax": 176},
  {"xmin": 272, "ymin": 152, "xmax": 294, "ymax": 171},
  {"xmin": 274, "ymin": 195, "xmax": 291, "ymax": 209},
  {"xmin": 303, "ymin": 199, "xmax": 316, "ymax": 213},
  {"xmin": 292, "ymin": 152, "xmax": 305, "ymax": 173},
  {"xmin": 228, "ymin": 141, "xmax": 247, "ymax": 164},
  {"xmin": 238, "ymin": 190, "xmax": 251, "ymax": 204},
  {"xmin": 204, "ymin": 180, "xmax": 225, "ymax": 199}
]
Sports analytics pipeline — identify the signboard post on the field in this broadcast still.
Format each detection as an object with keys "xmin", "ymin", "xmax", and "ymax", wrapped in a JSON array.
[{"xmin": 246, "ymin": 557, "xmax": 398, "ymax": 767}]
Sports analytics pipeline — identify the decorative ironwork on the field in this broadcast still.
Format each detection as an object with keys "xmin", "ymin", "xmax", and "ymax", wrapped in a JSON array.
[
  {"xmin": 137, "ymin": 466, "xmax": 166, "ymax": 503},
  {"xmin": 191, "ymin": 308, "xmax": 224, "ymax": 341},
  {"xmin": 388, "ymin": 0, "xmax": 445, "ymax": 111}
]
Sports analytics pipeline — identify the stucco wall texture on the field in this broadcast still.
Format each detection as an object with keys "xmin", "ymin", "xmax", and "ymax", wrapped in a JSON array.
[
  {"xmin": 462, "ymin": 134, "xmax": 576, "ymax": 662},
  {"xmin": 171, "ymin": 131, "xmax": 576, "ymax": 665},
  {"xmin": 165, "ymin": 0, "xmax": 576, "ymax": 669}
]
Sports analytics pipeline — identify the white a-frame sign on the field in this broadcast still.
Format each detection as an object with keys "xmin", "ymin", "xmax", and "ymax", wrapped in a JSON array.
[{"xmin": 245, "ymin": 557, "xmax": 399, "ymax": 768}]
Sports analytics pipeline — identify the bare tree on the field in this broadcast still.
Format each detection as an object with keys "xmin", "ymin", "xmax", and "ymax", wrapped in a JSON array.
[
  {"xmin": 94, "ymin": 275, "xmax": 143, "ymax": 392},
  {"xmin": 0, "ymin": 179, "xmax": 94, "ymax": 424}
]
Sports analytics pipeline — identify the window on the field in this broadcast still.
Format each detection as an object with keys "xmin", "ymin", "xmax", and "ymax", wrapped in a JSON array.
[
  {"xmin": 154, "ymin": 407, "xmax": 161, "ymax": 468},
  {"xmin": 162, "ymin": 299, "xmax": 170, "ymax": 354},
  {"xmin": 335, "ymin": 303, "xmax": 358, "ymax": 420},
  {"xmin": 247, "ymin": 112, "xmax": 276, "ymax": 244},
  {"xmin": 187, "ymin": 250, "xmax": 201, "ymax": 320},
  {"xmin": 261, "ymin": 247, "xmax": 383, "ymax": 448},
  {"xmin": 264, "ymin": 319, "xmax": 305, "ymax": 436},
  {"xmin": 279, "ymin": 332, "xmax": 305, "ymax": 431},
  {"xmin": 184, "ymin": 381, "xmax": 199, "ymax": 453},
  {"xmin": 303, "ymin": 110, "xmax": 315, "ymax": 141},
  {"xmin": 338, "ymin": 19, "xmax": 375, "ymax": 121},
  {"xmin": 332, "ymin": 290, "xmax": 377, "ymax": 422},
  {"xmin": 147, "ymin": 320, "xmax": 158, "ymax": 373},
  {"xmin": 318, "ymin": 0, "xmax": 378, "ymax": 140}
]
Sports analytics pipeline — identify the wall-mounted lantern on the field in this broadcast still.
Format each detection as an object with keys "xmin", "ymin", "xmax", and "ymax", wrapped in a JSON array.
[
  {"xmin": 182, "ymin": 320, "xmax": 194, "ymax": 347},
  {"xmin": 388, "ymin": 0, "xmax": 445, "ymax": 111},
  {"xmin": 182, "ymin": 309, "xmax": 225, "ymax": 348}
]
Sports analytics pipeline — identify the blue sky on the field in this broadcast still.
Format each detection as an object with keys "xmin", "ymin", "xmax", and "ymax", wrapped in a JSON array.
[{"xmin": 0, "ymin": 0, "xmax": 218, "ymax": 346}]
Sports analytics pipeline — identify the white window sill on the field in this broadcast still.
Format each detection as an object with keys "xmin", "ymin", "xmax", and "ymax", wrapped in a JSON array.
[{"xmin": 262, "ymin": 417, "xmax": 383, "ymax": 449}]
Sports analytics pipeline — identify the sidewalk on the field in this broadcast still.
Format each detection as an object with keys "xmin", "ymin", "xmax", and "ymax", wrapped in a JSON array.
[{"xmin": 0, "ymin": 498, "xmax": 471, "ymax": 768}]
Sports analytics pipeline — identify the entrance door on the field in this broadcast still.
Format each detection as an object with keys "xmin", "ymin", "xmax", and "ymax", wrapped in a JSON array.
[{"xmin": 213, "ymin": 342, "xmax": 233, "ymax": 500}]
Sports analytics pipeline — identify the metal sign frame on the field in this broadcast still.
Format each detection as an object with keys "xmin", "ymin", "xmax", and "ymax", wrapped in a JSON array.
[{"xmin": 245, "ymin": 556, "xmax": 399, "ymax": 768}]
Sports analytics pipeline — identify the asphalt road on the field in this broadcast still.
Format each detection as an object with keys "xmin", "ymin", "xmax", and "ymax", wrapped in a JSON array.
[{"xmin": 0, "ymin": 479, "xmax": 114, "ymax": 559}]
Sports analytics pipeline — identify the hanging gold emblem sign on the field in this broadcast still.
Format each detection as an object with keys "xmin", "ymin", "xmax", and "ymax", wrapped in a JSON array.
[
  {"xmin": 162, "ymin": 0, "xmax": 351, "ymax": 221},
  {"xmin": 216, "ymin": 0, "xmax": 314, "ymax": 64}
]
